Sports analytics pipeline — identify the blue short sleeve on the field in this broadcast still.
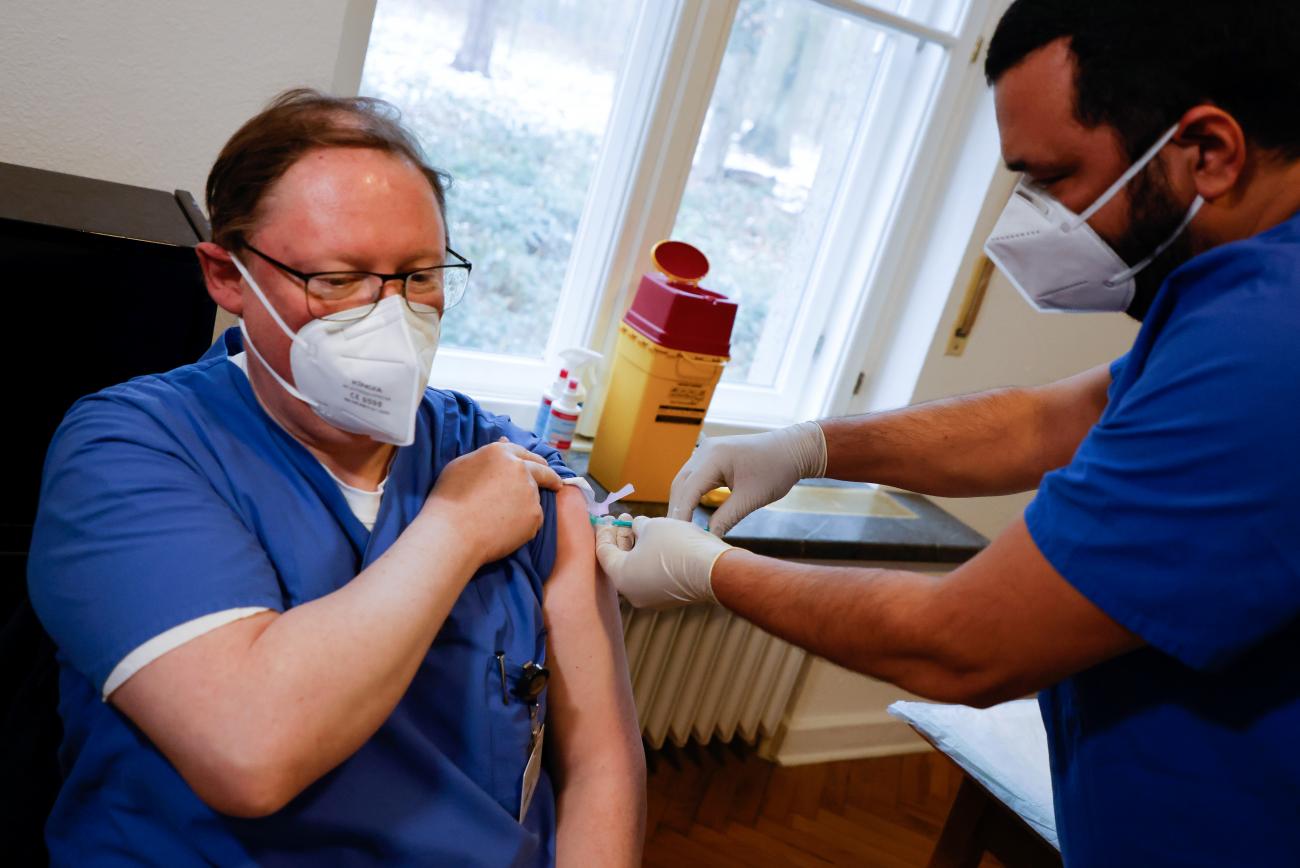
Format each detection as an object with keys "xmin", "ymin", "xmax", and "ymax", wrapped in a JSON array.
[
  {"xmin": 1026, "ymin": 251, "xmax": 1300, "ymax": 671},
  {"xmin": 486, "ymin": 410, "xmax": 576, "ymax": 577},
  {"xmin": 474, "ymin": 404, "xmax": 576, "ymax": 577},
  {"xmin": 28, "ymin": 393, "xmax": 285, "ymax": 693},
  {"xmin": 1106, "ymin": 352, "xmax": 1128, "ymax": 399},
  {"xmin": 428, "ymin": 389, "xmax": 577, "ymax": 578},
  {"xmin": 476, "ymin": 403, "xmax": 576, "ymax": 480}
]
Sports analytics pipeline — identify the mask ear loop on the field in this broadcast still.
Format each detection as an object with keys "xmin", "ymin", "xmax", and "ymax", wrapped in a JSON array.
[
  {"xmin": 1066, "ymin": 124, "xmax": 1183, "ymax": 232},
  {"xmin": 1104, "ymin": 195, "xmax": 1205, "ymax": 287},
  {"xmin": 229, "ymin": 254, "xmax": 321, "ymax": 408}
]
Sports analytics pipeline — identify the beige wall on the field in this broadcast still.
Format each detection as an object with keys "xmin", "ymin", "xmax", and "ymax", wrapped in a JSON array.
[
  {"xmin": 0, "ymin": 0, "xmax": 373, "ymax": 212},
  {"xmin": 0, "ymin": 0, "xmax": 376, "ymax": 340},
  {"xmin": 906, "ymin": 172, "xmax": 1139, "ymax": 540}
]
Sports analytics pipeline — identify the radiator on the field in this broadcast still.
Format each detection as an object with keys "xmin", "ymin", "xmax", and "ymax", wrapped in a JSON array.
[{"xmin": 621, "ymin": 601, "xmax": 808, "ymax": 749}]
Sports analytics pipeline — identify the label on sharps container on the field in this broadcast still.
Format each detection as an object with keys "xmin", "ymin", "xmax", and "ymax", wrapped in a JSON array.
[
  {"xmin": 655, "ymin": 403, "xmax": 706, "ymax": 426},
  {"xmin": 667, "ymin": 383, "xmax": 709, "ymax": 406}
]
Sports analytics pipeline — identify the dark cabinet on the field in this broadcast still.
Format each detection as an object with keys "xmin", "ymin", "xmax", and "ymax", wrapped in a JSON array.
[{"xmin": 0, "ymin": 161, "xmax": 217, "ymax": 861}]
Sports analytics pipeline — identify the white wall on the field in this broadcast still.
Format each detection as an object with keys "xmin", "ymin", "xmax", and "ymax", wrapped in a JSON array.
[
  {"xmin": 906, "ymin": 170, "xmax": 1140, "ymax": 539},
  {"xmin": 0, "ymin": 0, "xmax": 373, "ymax": 213},
  {"xmin": 913, "ymin": 277, "xmax": 1138, "ymax": 540}
]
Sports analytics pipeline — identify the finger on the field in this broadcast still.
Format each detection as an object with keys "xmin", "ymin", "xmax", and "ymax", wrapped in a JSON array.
[
  {"xmin": 666, "ymin": 467, "xmax": 695, "ymax": 522},
  {"xmin": 668, "ymin": 467, "xmax": 722, "ymax": 522},
  {"xmin": 594, "ymin": 520, "xmax": 618, "ymax": 550},
  {"xmin": 707, "ymin": 497, "xmax": 751, "ymax": 537},
  {"xmin": 594, "ymin": 530, "xmax": 627, "ymax": 575},
  {"xmin": 525, "ymin": 461, "xmax": 563, "ymax": 491},
  {"xmin": 615, "ymin": 512, "xmax": 634, "ymax": 552},
  {"xmin": 631, "ymin": 515, "xmax": 653, "ymax": 540},
  {"xmin": 495, "ymin": 439, "xmax": 546, "ymax": 465}
]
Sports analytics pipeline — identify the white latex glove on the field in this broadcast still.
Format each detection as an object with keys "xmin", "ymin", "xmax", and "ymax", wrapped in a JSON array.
[
  {"xmin": 667, "ymin": 421, "xmax": 828, "ymax": 536},
  {"xmin": 594, "ymin": 514, "xmax": 734, "ymax": 609}
]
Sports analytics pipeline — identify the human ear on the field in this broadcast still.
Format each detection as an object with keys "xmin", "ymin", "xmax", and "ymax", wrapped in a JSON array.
[
  {"xmin": 1172, "ymin": 105, "xmax": 1247, "ymax": 203},
  {"xmin": 195, "ymin": 242, "xmax": 246, "ymax": 317}
]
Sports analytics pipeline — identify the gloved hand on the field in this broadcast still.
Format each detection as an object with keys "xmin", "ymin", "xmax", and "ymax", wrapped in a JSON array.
[
  {"xmin": 594, "ymin": 514, "xmax": 734, "ymax": 609},
  {"xmin": 667, "ymin": 421, "xmax": 828, "ymax": 536}
]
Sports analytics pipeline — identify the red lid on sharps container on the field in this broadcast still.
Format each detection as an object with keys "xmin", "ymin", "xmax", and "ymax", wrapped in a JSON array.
[{"xmin": 622, "ymin": 241, "xmax": 738, "ymax": 357}]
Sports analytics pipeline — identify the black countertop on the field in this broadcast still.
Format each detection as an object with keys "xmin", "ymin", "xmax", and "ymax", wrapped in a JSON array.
[{"xmin": 564, "ymin": 451, "xmax": 988, "ymax": 565}]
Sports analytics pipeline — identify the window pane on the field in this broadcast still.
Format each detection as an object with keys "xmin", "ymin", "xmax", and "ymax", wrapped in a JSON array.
[
  {"xmin": 847, "ymin": 0, "xmax": 969, "ymax": 33},
  {"xmin": 360, "ymin": 0, "xmax": 640, "ymax": 357},
  {"xmin": 673, "ymin": 0, "xmax": 924, "ymax": 386}
]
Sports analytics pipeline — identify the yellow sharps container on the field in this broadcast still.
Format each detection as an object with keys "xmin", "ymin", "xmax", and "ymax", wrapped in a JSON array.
[{"xmin": 589, "ymin": 242, "xmax": 737, "ymax": 502}]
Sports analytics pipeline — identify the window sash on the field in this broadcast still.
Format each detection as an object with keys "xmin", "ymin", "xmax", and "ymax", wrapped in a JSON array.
[{"xmin": 417, "ymin": 0, "xmax": 1006, "ymax": 432}]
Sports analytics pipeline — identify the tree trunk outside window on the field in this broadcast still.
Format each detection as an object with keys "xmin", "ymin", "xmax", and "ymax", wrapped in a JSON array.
[{"xmin": 452, "ymin": 0, "xmax": 502, "ymax": 77}]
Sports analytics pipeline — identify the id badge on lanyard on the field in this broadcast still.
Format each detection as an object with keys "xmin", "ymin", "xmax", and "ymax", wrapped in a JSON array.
[
  {"xmin": 519, "ymin": 721, "xmax": 544, "ymax": 822},
  {"xmin": 497, "ymin": 654, "xmax": 550, "ymax": 823}
]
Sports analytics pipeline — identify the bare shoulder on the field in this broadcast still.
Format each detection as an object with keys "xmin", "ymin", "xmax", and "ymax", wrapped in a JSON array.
[
  {"xmin": 544, "ymin": 484, "xmax": 613, "ymax": 635},
  {"xmin": 551, "ymin": 486, "xmax": 596, "ymax": 570},
  {"xmin": 111, "ymin": 611, "xmax": 278, "ymax": 721}
]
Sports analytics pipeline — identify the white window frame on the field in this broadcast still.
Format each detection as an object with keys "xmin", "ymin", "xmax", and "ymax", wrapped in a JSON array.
[{"xmin": 346, "ymin": 0, "xmax": 1011, "ymax": 433}]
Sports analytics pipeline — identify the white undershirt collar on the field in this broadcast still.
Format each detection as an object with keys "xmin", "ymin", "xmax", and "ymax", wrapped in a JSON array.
[{"xmin": 228, "ymin": 351, "xmax": 386, "ymax": 530}]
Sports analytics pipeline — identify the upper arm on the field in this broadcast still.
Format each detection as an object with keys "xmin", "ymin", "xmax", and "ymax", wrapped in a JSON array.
[
  {"xmin": 110, "ymin": 611, "xmax": 284, "ymax": 816},
  {"xmin": 927, "ymin": 517, "xmax": 1143, "ymax": 706},
  {"xmin": 542, "ymin": 489, "xmax": 642, "ymax": 783},
  {"xmin": 1024, "ymin": 301, "xmax": 1300, "ymax": 671},
  {"xmin": 1028, "ymin": 361, "xmax": 1115, "ymax": 471}
]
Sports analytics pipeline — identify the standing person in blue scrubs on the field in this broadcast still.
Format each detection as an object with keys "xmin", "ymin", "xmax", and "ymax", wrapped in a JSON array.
[
  {"xmin": 27, "ymin": 89, "xmax": 645, "ymax": 866},
  {"xmin": 596, "ymin": 1, "xmax": 1300, "ymax": 865}
]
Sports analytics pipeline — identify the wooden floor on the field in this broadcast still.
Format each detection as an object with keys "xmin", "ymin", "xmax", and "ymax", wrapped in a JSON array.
[{"xmin": 643, "ymin": 741, "xmax": 1004, "ymax": 868}]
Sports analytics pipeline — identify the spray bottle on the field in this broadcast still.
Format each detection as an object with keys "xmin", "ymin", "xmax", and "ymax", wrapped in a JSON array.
[
  {"xmin": 542, "ymin": 378, "xmax": 583, "ymax": 451},
  {"xmin": 533, "ymin": 348, "xmax": 602, "ymax": 435}
]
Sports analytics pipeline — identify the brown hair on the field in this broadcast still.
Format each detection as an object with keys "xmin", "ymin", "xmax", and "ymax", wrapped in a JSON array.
[{"xmin": 205, "ymin": 88, "xmax": 450, "ymax": 249}]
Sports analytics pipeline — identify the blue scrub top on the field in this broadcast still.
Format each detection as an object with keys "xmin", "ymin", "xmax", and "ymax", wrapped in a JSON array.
[
  {"xmin": 28, "ymin": 328, "xmax": 574, "ymax": 867},
  {"xmin": 1026, "ymin": 212, "xmax": 1300, "ymax": 866}
]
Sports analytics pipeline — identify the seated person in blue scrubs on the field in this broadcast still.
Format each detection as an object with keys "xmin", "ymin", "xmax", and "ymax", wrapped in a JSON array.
[{"xmin": 27, "ymin": 88, "xmax": 644, "ymax": 866}]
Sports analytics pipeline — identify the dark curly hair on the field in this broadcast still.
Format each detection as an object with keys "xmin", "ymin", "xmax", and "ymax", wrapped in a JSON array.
[{"xmin": 985, "ymin": 0, "xmax": 1300, "ymax": 160}]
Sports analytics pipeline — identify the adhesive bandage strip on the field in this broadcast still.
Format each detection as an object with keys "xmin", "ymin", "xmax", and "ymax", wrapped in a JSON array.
[{"xmin": 562, "ymin": 477, "xmax": 635, "ymax": 517}]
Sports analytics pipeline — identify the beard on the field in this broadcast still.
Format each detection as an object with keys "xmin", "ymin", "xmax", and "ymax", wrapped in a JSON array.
[{"xmin": 1114, "ymin": 162, "xmax": 1197, "ymax": 322}]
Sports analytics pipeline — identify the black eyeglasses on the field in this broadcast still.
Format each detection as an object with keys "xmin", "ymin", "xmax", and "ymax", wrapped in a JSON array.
[{"xmin": 242, "ymin": 242, "xmax": 472, "ymax": 322}]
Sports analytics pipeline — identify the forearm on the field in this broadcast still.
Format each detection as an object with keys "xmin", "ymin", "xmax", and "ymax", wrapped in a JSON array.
[
  {"xmin": 822, "ymin": 364, "xmax": 1113, "ymax": 497},
  {"xmin": 547, "ymin": 489, "xmax": 646, "ymax": 866},
  {"xmin": 710, "ymin": 550, "xmax": 988, "ymax": 703},
  {"xmin": 123, "ymin": 510, "xmax": 481, "ymax": 814},
  {"xmin": 821, "ymin": 386, "xmax": 1052, "ymax": 496},
  {"xmin": 238, "ymin": 515, "xmax": 478, "ymax": 787},
  {"xmin": 555, "ymin": 764, "xmax": 645, "ymax": 868},
  {"xmin": 707, "ymin": 516, "xmax": 1142, "ymax": 707}
]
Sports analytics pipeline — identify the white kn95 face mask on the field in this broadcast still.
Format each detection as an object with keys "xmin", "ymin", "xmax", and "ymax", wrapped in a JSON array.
[
  {"xmin": 231, "ymin": 254, "xmax": 440, "ymax": 446},
  {"xmin": 984, "ymin": 124, "xmax": 1204, "ymax": 313}
]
